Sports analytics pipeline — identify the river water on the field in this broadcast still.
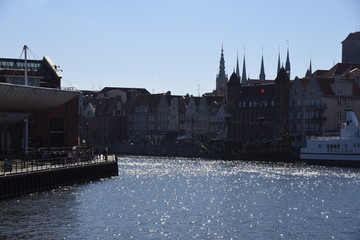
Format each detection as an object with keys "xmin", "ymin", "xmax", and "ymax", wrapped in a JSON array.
[{"xmin": 1, "ymin": 156, "xmax": 360, "ymax": 239}]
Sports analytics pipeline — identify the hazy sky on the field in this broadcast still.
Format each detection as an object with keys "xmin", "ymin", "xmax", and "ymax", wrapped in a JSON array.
[{"xmin": 1, "ymin": 0, "xmax": 359, "ymax": 95}]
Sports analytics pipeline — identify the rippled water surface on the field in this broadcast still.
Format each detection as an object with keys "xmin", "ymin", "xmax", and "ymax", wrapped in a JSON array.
[{"xmin": 1, "ymin": 156, "xmax": 360, "ymax": 239}]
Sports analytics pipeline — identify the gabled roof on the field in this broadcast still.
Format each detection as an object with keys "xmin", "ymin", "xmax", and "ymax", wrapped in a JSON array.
[
  {"xmin": 319, "ymin": 63, "xmax": 360, "ymax": 78},
  {"xmin": 130, "ymin": 94, "xmax": 163, "ymax": 113},
  {"xmin": 313, "ymin": 77, "xmax": 360, "ymax": 96},
  {"xmin": 316, "ymin": 78, "xmax": 334, "ymax": 95},
  {"xmin": 227, "ymin": 72, "xmax": 240, "ymax": 87},
  {"xmin": 300, "ymin": 78, "xmax": 311, "ymax": 89},
  {"xmin": 95, "ymin": 96, "xmax": 123, "ymax": 116}
]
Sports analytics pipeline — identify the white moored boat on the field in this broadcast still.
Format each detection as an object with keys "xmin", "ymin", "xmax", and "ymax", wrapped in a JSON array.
[{"xmin": 300, "ymin": 110, "xmax": 360, "ymax": 167}]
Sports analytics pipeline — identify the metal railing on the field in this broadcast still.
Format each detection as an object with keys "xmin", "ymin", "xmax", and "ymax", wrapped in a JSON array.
[{"xmin": 0, "ymin": 154, "xmax": 116, "ymax": 176}]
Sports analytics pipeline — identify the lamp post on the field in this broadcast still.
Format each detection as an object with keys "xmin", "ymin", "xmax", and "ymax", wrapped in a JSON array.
[{"xmin": 23, "ymin": 116, "xmax": 28, "ymax": 160}]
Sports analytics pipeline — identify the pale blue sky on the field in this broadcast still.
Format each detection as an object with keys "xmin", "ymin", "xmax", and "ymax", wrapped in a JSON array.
[{"xmin": 1, "ymin": 0, "xmax": 359, "ymax": 95}]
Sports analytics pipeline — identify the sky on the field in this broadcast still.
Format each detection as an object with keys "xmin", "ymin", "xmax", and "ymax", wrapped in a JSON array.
[{"xmin": 0, "ymin": 0, "xmax": 360, "ymax": 96}]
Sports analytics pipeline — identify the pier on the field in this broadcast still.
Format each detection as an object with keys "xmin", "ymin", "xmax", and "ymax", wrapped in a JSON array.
[{"xmin": 0, "ymin": 154, "xmax": 118, "ymax": 200}]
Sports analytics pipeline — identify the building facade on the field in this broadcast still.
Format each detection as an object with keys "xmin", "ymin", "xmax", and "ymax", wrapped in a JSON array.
[
  {"xmin": 289, "ymin": 63, "xmax": 360, "ymax": 147},
  {"xmin": 227, "ymin": 68, "xmax": 290, "ymax": 143},
  {"xmin": 0, "ymin": 48, "xmax": 79, "ymax": 155}
]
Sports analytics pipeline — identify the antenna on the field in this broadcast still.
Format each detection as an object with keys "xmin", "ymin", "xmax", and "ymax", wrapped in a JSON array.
[{"xmin": 197, "ymin": 84, "xmax": 202, "ymax": 97}]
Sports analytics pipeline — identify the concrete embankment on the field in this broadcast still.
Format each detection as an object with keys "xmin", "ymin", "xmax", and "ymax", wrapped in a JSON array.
[{"xmin": 0, "ymin": 159, "xmax": 118, "ymax": 200}]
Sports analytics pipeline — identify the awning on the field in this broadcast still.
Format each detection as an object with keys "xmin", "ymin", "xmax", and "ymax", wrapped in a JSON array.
[{"xmin": 0, "ymin": 82, "xmax": 79, "ymax": 111}]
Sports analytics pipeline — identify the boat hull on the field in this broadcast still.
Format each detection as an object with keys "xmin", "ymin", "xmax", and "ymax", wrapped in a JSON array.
[{"xmin": 300, "ymin": 153, "xmax": 360, "ymax": 168}]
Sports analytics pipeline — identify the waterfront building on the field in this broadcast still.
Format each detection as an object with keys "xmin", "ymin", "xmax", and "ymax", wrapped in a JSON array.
[
  {"xmin": 209, "ymin": 99, "xmax": 227, "ymax": 139},
  {"xmin": 185, "ymin": 96, "xmax": 201, "ymax": 139},
  {"xmin": 289, "ymin": 63, "xmax": 360, "ymax": 147},
  {"xmin": 127, "ymin": 93, "xmax": 163, "ymax": 143},
  {"xmin": 226, "ymin": 68, "xmax": 290, "ymax": 142},
  {"xmin": 0, "ymin": 46, "xmax": 79, "ymax": 155},
  {"xmin": 81, "ymin": 87, "xmax": 149, "ymax": 145},
  {"xmin": 184, "ymin": 95, "xmax": 226, "ymax": 141}
]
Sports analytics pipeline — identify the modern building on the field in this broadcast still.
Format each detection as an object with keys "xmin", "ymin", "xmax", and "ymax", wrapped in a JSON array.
[{"xmin": 0, "ymin": 46, "xmax": 79, "ymax": 156}]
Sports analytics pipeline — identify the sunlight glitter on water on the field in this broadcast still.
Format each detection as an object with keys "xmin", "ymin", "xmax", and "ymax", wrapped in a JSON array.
[{"xmin": 1, "ymin": 156, "xmax": 360, "ymax": 239}]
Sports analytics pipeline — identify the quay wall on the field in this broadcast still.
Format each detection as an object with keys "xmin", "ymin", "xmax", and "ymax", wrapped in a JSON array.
[{"xmin": 0, "ymin": 161, "xmax": 118, "ymax": 200}]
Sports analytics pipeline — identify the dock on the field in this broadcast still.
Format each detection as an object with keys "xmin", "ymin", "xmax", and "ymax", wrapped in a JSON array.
[{"xmin": 0, "ymin": 154, "xmax": 119, "ymax": 200}]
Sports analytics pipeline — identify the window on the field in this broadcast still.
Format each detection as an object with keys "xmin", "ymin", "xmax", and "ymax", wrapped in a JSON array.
[
  {"xmin": 344, "ymin": 98, "xmax": 351, "ymax": 107},
  {"xmin": 310, "ymin": 111, "xmax": 314, "ymax": 118},
  {"xmin": 297, "ymin": 112, "xmax": 301, "ymax": 119},
  {"xmin": 337, "ymin": 111, "xmax": 343, "ymax": 119},
  {"xmin": 337, "ymin": 98, "xmax": 342, "ymax": 106}
]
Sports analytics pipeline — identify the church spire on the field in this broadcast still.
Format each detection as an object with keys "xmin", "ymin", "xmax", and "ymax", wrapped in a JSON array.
[
  {"xmin": 305, "ymin": 58, "xmax": 312, "ymax": 78},
  {"xmin": 285, "ymin": 44, "xmax": 291, "ymax": 79},
  {"xmin": 259, "ymin": 54, "xmax": 265, "ymax": 81},
  {"xmin": 219, "ymin": 44, "xmax": 226, "ymax": 78},
  {"xmin": 216, "ymin": 44, "xmax": 228, "ymax": 93},
  {"xmin": 236, "ymin": 51, "xmax": 240, "ymax": 79},
  {"xmin": 242, "ymin": 54, "xmax": 247, "ymax": 84},
  {"xmin": 277, "ymin": 50, "xmax": 281, "ymax": 73}
]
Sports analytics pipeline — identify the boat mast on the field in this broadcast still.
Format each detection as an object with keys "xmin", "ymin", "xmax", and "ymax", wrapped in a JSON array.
[{"xmin": 24, "ymin": 45, "xmax": 28, "ymax": 86}]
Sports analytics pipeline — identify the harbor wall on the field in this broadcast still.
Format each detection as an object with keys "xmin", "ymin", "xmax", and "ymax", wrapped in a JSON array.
[{"xmin": 0, "ymin": 161, "xmax": 118, "ymax": 200}]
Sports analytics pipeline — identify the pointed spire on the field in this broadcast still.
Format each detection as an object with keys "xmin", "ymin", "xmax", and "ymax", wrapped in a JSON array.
[
  {"xmin": 216, "ymin": 44, "xmax": 228, "ymax": 93},
  {"xmin": 259, "ymin": 54, "xmax": 265, "ymax": 81},
  {"xmin": 285, "ymin": 42, "xmax": 291, "ymax": 79},
  {"xmin": 236, "ymin": 51, "xmax": 240, "ymax": 79},
  {"xmin": 218, "ymin": 44, "xmax": 226, "ymax": 79},
  {"xmin": 242, "ymin": 54, "xmax": 247, "ymax": 84},
  {"xmin": 305, "ymin": 58, "xmax": 312, "ymax": 78},
  {"xmin": 277, "ymin": 49, "xmax": 281, "ymax": 73}
]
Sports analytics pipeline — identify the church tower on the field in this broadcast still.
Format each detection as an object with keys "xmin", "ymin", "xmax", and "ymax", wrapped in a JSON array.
[{"xmin": 216, "ymin": 46, "xmax": 228, "ymax": 93}]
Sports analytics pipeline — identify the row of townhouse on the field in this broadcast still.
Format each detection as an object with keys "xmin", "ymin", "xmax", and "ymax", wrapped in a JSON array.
[
  {"xmin": 226, "ymin": 63, "xmax": 360, "ymax": 149},
  {"xmin": 289, "ymin": 63, "xmax": 360, "ymax": 147},
  {"xmin": 80, "ymin": 88, "xmax": 226, "ymax": 145},
  {"xmin": 127, "ymin": 92, "xmax": 226, "ymax": 144}
]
